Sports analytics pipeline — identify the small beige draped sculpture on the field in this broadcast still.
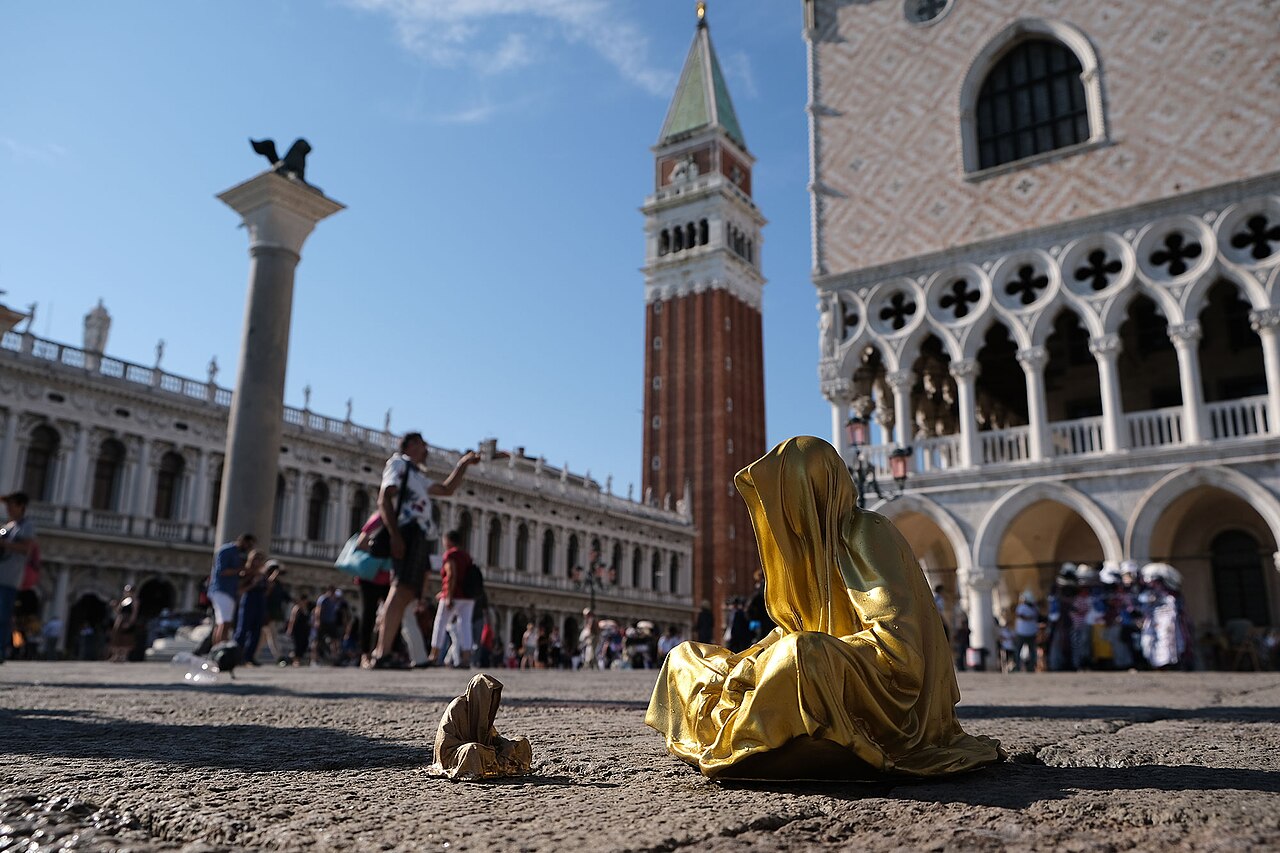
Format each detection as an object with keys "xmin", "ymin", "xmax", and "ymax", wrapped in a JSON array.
[{"xmin": 427, "ymin": 673, "xmax": 533, "ymax": 781}]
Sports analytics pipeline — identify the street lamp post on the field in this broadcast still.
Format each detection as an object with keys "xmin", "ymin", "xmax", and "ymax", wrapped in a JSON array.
[{"xmin": 844, "ymin": 416, "xmax": 913, "ymax": 509}]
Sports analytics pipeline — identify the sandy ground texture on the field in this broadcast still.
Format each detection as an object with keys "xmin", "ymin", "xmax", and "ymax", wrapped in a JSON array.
[{"xmin": 1, "ymin": 663, "xmax": 1278, "ymax": 852}]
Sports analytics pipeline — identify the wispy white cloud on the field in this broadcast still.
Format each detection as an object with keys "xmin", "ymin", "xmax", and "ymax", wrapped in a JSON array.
[
  {"xmin": 0, "ymin": 137, "xmax": 67, "ymax": 163},
  {"xmin": 721, "ymin": 51, "xmax": 758, "ymax": 100},
  {"xmin": 432, "ymin": 101, "xmax": 499, "ymax": 125},
  {"xmin": 344, "ymin": 0, "xmax": 672, "ymax": 96}
]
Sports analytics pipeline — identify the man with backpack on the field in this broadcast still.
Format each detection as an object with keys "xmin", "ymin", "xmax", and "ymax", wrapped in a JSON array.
[{"xmin": 430, "ymin": 528, "xmax": 480, "ymax": 668}]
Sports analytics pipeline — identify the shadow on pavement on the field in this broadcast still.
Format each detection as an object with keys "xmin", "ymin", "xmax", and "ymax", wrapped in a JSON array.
[
  {"xmin": 725, "ymin": 763, "xmax": 1280, "ymax": 807},
  {"xmin": 2, "ymin": 679, "xmax": 445, "ymax": 705},
  {"xmin": 0, "ymin": 707, "xmax": 432, "ymax": 772},
  {"xmin": 957, "ymin": 704, "xmax": 1277, "ymax": 722}
]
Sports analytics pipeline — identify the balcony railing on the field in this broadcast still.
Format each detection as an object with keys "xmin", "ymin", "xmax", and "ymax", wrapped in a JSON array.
[{"xmin": 858, "ymin": 394, "xmax": 1273, "ymax": 478}]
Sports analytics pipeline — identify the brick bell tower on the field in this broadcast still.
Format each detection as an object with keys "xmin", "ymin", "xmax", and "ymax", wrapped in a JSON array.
[{"xmin": 642, "ymin": 3, "xmax": 766, "ymax": 634}]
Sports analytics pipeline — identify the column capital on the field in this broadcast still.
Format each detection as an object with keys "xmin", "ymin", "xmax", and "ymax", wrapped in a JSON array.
[
  {"xmin": 1249, "ymin": 307, "xmax": 1280, "ymax": 332},
  {"xmin": 1089, "ymin": 333, "xmax": 1122, "ymax": 357},
  {"xmin": 1016, "ymin": 346, "xmax": 1049, "ymax": 370},
  {"xmin": 217, "ymin": 171, "xmax": 345, "ymax": 256},
  {"xmin": 1167, "ymin": 321, "xmax": 1202, "ymax": 348},
  {"xmin": 960, "ymin": 567, "xmax": 1000, "ymax": 591},
  {"xmin": 820, "ymin": 376, "xmax": 853, "ymax": 402},
  {"xmin": 885, "ymin": 369, "xmax": 915, "ymax": 392},
  {"xmin": 949, "ymin": 359, "xmax": 979, "ymax": 381}
]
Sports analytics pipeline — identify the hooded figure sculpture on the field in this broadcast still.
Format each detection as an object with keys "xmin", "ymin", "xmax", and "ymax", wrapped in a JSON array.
[
  {"xmin": 428, "ymin": 673, "xmax": 532, "ymax": 781},
  {"xmin": 645, "ymin": 436, "xmax": 1003, "ymax": 779}
]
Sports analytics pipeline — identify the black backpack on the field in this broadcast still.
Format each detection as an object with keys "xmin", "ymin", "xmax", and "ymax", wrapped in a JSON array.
[{"xmin": 461, "ymin": 561, "xmax": 485, "ymax": 603}]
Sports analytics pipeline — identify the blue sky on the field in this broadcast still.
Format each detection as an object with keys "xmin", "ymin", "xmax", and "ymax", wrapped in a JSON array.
[{"xmin": 0, "ymin": 0, "xmax": 826, "ymax": 494}]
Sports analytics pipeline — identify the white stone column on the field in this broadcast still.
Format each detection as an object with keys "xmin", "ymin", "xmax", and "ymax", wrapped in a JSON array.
[
  {"xmin": 65, "ymin": 425, "xmax": 92, "ymax": 509},
  {"xmin": 0, "ymin": 409, "xmax": 20, "ymax": 489},
  {"xmin": 962, "ymin": 567, "xmax": 1000, "ymax": 669},
  {"xmin": 886, "ymin": 369, "xmax": 915, "ymax": 448},
  {"xmin": 335, "ymin": 481, "xmax": 351, "ymax": 542},
  {"xmin": 1168, "ymin": 321, "xmax": 1207, "ymax": 444},
  {"xmin": 950, "ymin": 359, "xmax": 980, "ymax": 468},
  {"xmin": 190, "ymin": 449, "xmax": 210, "ymax": 526},
  {"xmin": 290, "ymin": 470, "xmax": 308, "ymax": 541},
  {"xmin": 214, "ymin": 170, "xmax": 344, "ymax": 547},
  {"xmin": 1250, "ymin": 308, "xmax": 1280, "ymax": 434},
  {"xmin": 1089, "ymin": 334, "xmax": 1128, "ymax": 453},
  {"xmin": 1016, "ymin": 346, "xmax": 1050, "ymax": 461},
  {"xmin": 132, "ymin": 439, "xmax": 156, "ymax": 518}
]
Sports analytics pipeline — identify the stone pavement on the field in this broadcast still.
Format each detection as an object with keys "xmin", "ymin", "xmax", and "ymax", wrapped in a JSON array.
[{"xmin": 1, "ymin": 663, "xmax": 1277, "ymax": 852}]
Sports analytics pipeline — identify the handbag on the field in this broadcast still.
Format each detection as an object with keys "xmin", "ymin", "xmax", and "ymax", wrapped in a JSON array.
[
  {"xmin": 368, "ymin": 459, "xmax": 411, "ymax": 558},
  {"xmin": 335, "ymin": 534, "xmax": 391, "ymax": 581}
]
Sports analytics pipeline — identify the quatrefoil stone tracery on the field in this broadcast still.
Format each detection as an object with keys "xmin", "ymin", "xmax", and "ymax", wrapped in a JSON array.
[
  {"xmin": 879, "ymin": 292, "xmax": 917, "ymax": 330},
  {"xmin": 939, "ymin": 278, "xmax": 981, "ymax": 319},
  {"xmin": 1004, "ymin": 264, "xmax": 1049, "ymax": 305},
  {"xmin": 1230, "ymin": 214, "xmax": 1280, "ymax": 261},
  {"xmin": 1075, "ymin": 249, "xmax": 1123, "ymax": 291},
  {"xmin": 1149, "ymin": 232, "xmax": 1203, "ymax": 276}
]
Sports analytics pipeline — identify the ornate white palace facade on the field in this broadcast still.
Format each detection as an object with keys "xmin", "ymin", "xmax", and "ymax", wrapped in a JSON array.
[
  {"xmin": 805, "ymin": 0, "xmax": 1280, "ymax": 658},
  {"xmin": 0, "ymin": 310, "xmax": 694, "ymax": 652}
]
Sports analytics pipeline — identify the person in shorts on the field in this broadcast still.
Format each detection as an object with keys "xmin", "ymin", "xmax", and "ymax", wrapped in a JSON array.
[
  {"xmin": 369, "ymin": 432, "xmax": 482, "ymax": 669},
  {"xmin": 208, "ymin": 533, "xmax": 254, "ymax": 645}
]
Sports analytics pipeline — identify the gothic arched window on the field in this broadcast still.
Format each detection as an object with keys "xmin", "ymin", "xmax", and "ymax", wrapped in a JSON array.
[
  {"xmin": 975, "ymin": 38, "xmax": 1089, "ymax": 170},
  {"xmin": 349, "ymin": 488, "xmax": 370, "ymax": 537},
  {"xmin": 154, "ymin": 451, "xmax": 185, "ymax": 521},
  {"xmin": 487, "ymin": 517, "xmax": 502, "ymax": 566},
  {"xmin": 515, "ymin": 523, "xmax": 529, "ymax": 571},
  {"xmin": 541, "ymin": 529, "xmax": 556, "ymax": 575},
  {"xmin": 306, "ymin": 479, "xmax": 330, "ymax": 541},
  {"xmin": 22, "ymin": 425, "xmax": 59, "ymax": 502},
  {"xmin": 91, "ymin": 438, "xmax": 126, "ymax": 511}
]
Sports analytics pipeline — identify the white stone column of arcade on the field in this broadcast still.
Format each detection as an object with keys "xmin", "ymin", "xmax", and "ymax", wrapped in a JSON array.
[
  {"xmin": 1168, "ymin": 321, "xmax": 1208, "ymax": 444},
  {"xmin": 1250, "ymin": 308, "xmax": 1280, "ymax": 433},
  {"xmin": 886, "ymin": 369, "xmax": 915, "ymax": 448},
  {"xmin": 1016, "ymin": 346, "xmax": 1050, "ymax": 461},
  {"xmin": 214, "ymin": 168, "xmax": 343, "ymax": 548},
  {"xmin": 960, "ymin": 566, "xmax": 1000, "ymax": 668},
  {"xmin": 950, "ymin": 359, "xmax": 980, "ymax": 468},
  {"xmin": 1089, "ymin": 333, "xmax": 1128, "ymax": 453}
]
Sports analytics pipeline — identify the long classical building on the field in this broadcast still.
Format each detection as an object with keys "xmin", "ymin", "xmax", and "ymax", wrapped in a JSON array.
[
  {"xmin": 805, "ymin": 0, "xmax": 1280, "ymax": 658},
  {"xmin": 1, "ymin": 311, "xmax": 694, "ymax": 653}
]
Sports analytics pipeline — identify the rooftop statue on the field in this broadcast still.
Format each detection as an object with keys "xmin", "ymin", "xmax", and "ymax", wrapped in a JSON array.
[
  {"xmin": 249, "ymin": 137, "xmax": 314, "ymax": 185},
  {"xmin": 646, "ymin": 436, "xmax": 1003, "ymax": 779}
]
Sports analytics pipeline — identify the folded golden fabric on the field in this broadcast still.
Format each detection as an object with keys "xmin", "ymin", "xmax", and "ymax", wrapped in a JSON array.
[
  {"xmin": 427, "ymin": 673, "xmax": 533, "ymax": 780},
  {"xmin": 646, "ymin": 436, "xmax": 1003, "ymax": 779}
]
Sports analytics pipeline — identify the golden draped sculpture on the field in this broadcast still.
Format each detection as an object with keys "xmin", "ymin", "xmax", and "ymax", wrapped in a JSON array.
[{"xmin": 646, "ymin": 436, "xmax": 1002, "ymax": 779}]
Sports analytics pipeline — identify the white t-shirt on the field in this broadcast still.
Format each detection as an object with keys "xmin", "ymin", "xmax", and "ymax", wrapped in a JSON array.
[{"xmin": 381, "ymin": 454, "xmax": 436, "ymax": 534}]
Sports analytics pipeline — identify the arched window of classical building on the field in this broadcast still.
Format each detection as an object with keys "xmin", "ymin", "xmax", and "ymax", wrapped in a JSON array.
[
  {"xmin": 686, "ymin": 222, "xmax": 697, "ymax": 248},
  {"xmin": 668, "ymin": 554, "xmax": 680, "ymax": 594},
  {"xmin": 349, "ymin": 489, "xmax": 370, "ymax": 537},
  {"xmin": 659, "ymin": 229, "xmax": 670, "ymax": 256},
  {"xmin": 650, "ymin": 550, "xmax": 662, "ymax": 590},
  {"xmin": 91, "ymin": 438, "xmax": 127, "ymax": 511},
  {"xmin": 515, "ymin": 523, "xmax": 529, "ymax": 571},
  {"xmin": 22, "ymin": 425, "xmax": 60, "ymax": 501},
  {"xmin": 631, "ymin": 546, "xmax": 642, "ymax": 588},
  {"xmin": 673, "ymin": 226, "xmax": 684, "ymax": 252},
  {"xmin": 306, "ymin": 479, "xmax": 330, "ymax": 541},
  {"xmin": 272, "ymin": 474, "xmax": 287, "ymax": 536},
  {"xmin": 456, "ymin": 509, "xmax": 473, "ymax": 552},
  {"xmin": 566, "ymin": 533, "xmax": 580, "ymax": 577},
  {"xmin": 1210, "ymin": 529, "xmax": 1269, "ymax": 627},
  {"xmin": 487, "ymin": 517, "xmax": 502, "ymax": 566},
  {"xmin": 962, "ymin": 21, "xmax": 1104, "ymax": 174},
  {"xmin": 153, "ymin": 451, "xmax": 185, "ymax": 521},
  {"xmin": 698, "ymin": 219, "xmax": 709, "ymax": 245},
  {"xmin": 610, "ymin": 542, "xmax": 622, "ymax": 585},
  {"xmin": 541, "ymin": 529, "xmax": 556, "ymax": 575}
]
